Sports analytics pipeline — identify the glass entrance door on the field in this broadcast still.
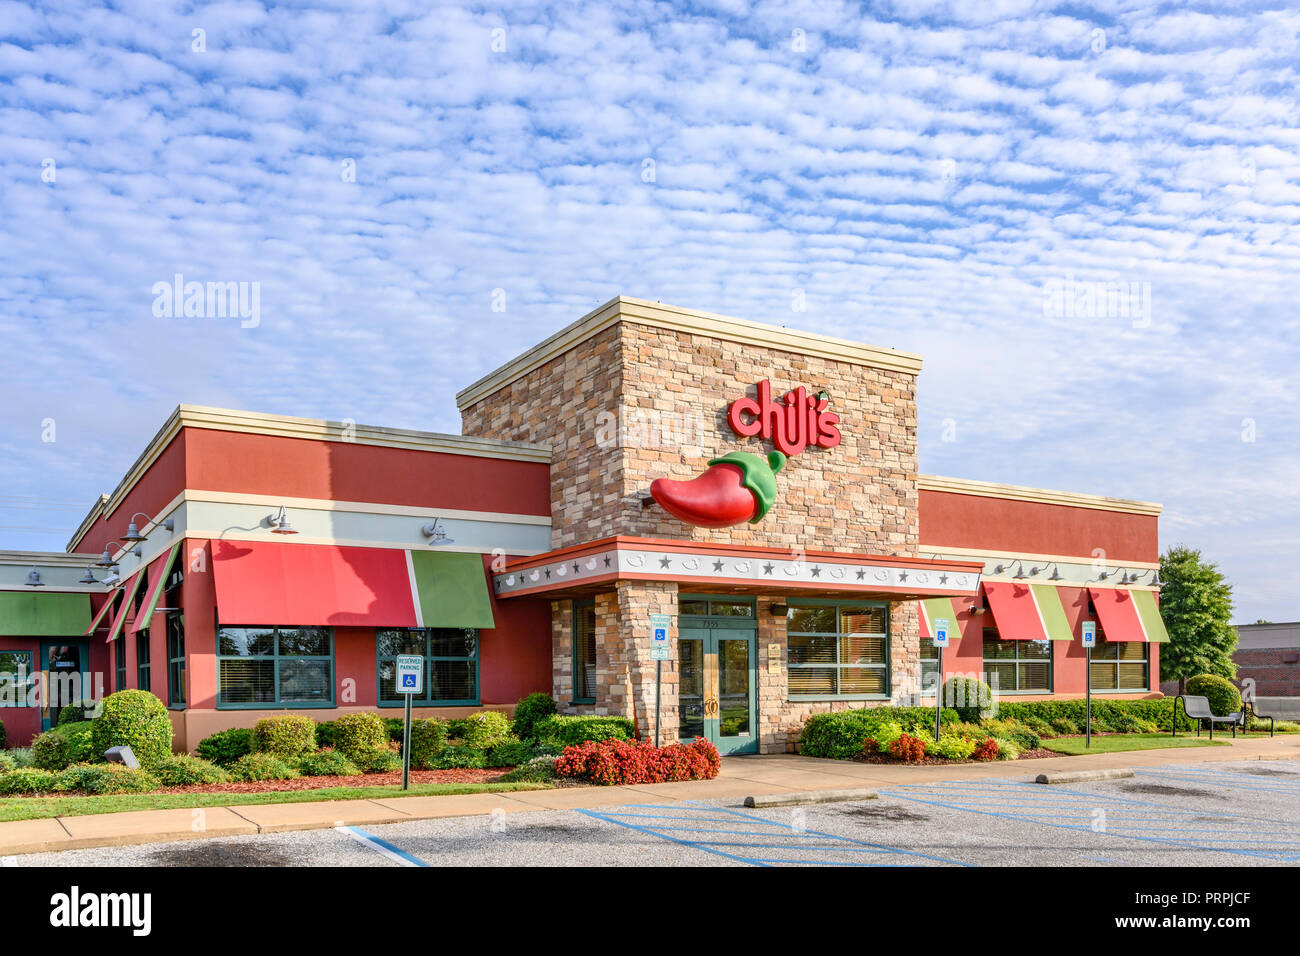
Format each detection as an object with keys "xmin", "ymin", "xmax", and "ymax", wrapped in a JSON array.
[
  {"xmin": 678, "ymin": 618, "xmax": 758, "ymax": 756},
  {"xmin": 40, "ymin": 640, "xmax": 89, "ymax": 731}
]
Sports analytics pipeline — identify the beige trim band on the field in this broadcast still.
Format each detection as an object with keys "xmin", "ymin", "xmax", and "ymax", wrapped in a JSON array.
[
  {"xmin": 181, "ymin": 489, "xmax": 552, "ymax": 526},
  {"xmin": 921, "ymin": 545, "xmax": 1160, "ymax": 570},
  {"xmin": 455, "ymin": 295, "xmax": 925, "ymax": 409},
  {"xmin": 919, "ymin": 474, "xmax": 1162, "ymax": 516}
]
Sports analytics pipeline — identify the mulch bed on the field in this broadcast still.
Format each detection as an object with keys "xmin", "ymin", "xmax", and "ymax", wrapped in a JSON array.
[
  {"xmin": 852, "ymin": 748, "xmax": 1058, "ymax": 766},
  {"xmin": 149, "ymin": 767, "xmax": 514, "ymax": 796}
]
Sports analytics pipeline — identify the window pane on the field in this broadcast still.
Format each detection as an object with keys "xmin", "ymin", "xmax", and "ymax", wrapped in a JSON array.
[
  {"xmin": 0, "ymin": 652, "xmax": 30, "ymax": 675},
  {"xmin": 1118, "ymin": 662, "xmax": 1148, "ymax": 690},
  {"xmin": 377, "ymin": 629, "xmax": 425, "ymax": 656},
  {"xmin": 839, "ymin": 634, "xmax": 886, "ymax": 665},
  {"xmin": 219, "ymin": 659, "xmax": 275, "ymax": 703},
  {"xmin": 679, "ymin": 599, "xmax": 709, "ymax": 616},
  {"xmin": 278, "ymin": 659, "xmax": 331, "ymax": 702},
  {"xmin": 985, "ymin": 662, "xmax": 1017, "ymax": 692},
  {"xmin": 219, "ymin": 627, "xmax": 274, "ymax": 656},
  {"xmin": 787, "ymin": 634, "xmax": 835, "ymax": 665},
  {"xmin": 789, "ymin": 667, "xmax": 836, "ymax": 695},
  {"xmin": 378, "ymin": 659, "xmax": 398, "ymax": 701},
  {"xmin": 1093, "ymin": 641, "xmax": 1119, "ymax": 661},
  {"xmin": 787, "ymin": 606, "xmax": 835, "ymax": 633},
  {"xmin": 430, "ymin": 660, "xmax": 475, "ymax": 701},
  {"xmin": 1117, "ymin": 642, "xmax": 1148, "ymax": 662},
  {"xmin": 709, "ymin": 601, "xmax": 753, "ymax": 617},
  {"xmin": 983, "ymin": 638, "xmax": 1017, "ymax": 660},
  {"xmin": 278, "ymin": 627, "xmax": 330, "ymax": 657},
  {"xmin": 1089, "ymin": 662, "xmax": 1116, "ymax": 690},
  {"xmin": 574, "ymin": 603, "xmax": 596, "ymax": 700},
  {"xmin": 1021, "ymin": 640, "xmax": 1051, "ymax": 660},
  {"xmin": 840, "ymin": 606, "xmax": 885, "ymax": 634},
  {"xmin": 839, "ymin": 668, "xmax": 886, "ymax": 695},
  {"xmin": 429, "ymin": 629, "xmax": 476, "ymax": 658},
  {"xmin": 1018, "ymin": 661, "xmax": 1051, "ymax": 691},
  {"xmin": 920, "ymin": 637, "xmax": 937, "ymax": 660}
]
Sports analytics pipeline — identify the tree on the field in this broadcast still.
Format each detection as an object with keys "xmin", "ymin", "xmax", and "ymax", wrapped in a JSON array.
[{"xmin": 1158, "ymin": 545, "xmax": 1237, "ymax": 692}]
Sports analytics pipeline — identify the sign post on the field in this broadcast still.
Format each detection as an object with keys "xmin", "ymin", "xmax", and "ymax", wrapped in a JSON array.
[
  {"xmin": 650, "ymin": 614, "xmax": 671, "ymax": 747},
  {"xmin": 395, "ymin": 654, "xmax": 423, "ymax": 790},
  {"xmin": 1081, "ymin": 621, "xmax": 1096, "ymax": 748},
  {"xmin": 933, "ymin": 619, "xmax": 950, "ymax": 740}
]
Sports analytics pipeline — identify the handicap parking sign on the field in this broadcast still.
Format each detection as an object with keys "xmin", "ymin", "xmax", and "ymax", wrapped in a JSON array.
[
  {"xmin": 653, "ymin": 627, "xmax": 667, "ymax": 642},
  {"xmin": 395, "ymin": 654, "xmax": 423, "ymax": 695},
  {"xmin": 934, "ymin": 618, "xmax": 950, "ymax": 648}
]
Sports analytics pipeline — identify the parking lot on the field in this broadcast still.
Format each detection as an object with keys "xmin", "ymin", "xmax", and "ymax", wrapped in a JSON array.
[{"xmin": 10, "ymin": 758, "xmax": 1300, "ymax": 868}]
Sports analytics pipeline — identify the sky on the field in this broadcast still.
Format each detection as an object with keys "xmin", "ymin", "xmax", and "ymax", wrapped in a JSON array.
[{"xmin": 0, "ymin": 0, "xmax": 1297, "ymax": 622}]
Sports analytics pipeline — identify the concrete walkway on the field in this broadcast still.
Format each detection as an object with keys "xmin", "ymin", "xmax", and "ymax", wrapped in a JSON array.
[{"xmin": 3, "ymin": 734, "xmax": 1296, "ymax": 856}]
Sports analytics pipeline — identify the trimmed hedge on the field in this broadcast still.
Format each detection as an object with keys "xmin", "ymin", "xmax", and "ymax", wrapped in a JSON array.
[
  {"xmin": 408, "ymin": 718, "xmax": 449, "ymax": 769},
  {"xmin": 297, "ymin": 750, "xmax": 361, "ymax": 777},
  {"xmin": 153, "ymin": 754, "xmax": 231, "ymax": 786},
  {"xmin": 1185, "ymin": 674, "xmax": 1242, "ymax": 717},
  {"xmin": 0, "ymin": 768, "xmax": 58, "ymax": 795},
  {"xmin": 57, "ymin": 700, "xmax": 96, "ymax": 725},
  {"xmin": 332, "ymin": 713, "xmax": 389, "ymax": 758},
  {"xmin": 351, "ymin": 748, "xmax": 402, "ymax": 773},
  {"xmin": 511, "ymin": 692, "xmax": 557, "ymax": 741},
  {"xmin": 252, "ymin": 714, "xmax": 317, "ymax": 759},
  {"xmin": 31, "ymin": 721, "xmax": 96, "ymax": 771},
  {"xmin": 993, "ymin": 698, "xmax": 1195, "ymax": 734},
  {"xmin": 430, "ymin": 744, "xmax": 488, "ymax": 769},
  {"xmin": 195, "ymin": 727, "xmax": 254, "ymax": 766},
  {"xmin": 455, "ymin": 711, "xmax": 512, "ymax": 750},
  {"xmin": 533, "ymin": 715, "xmax": 635, "ymax": 748},
  {"xmin": 799, "ymin": 707, "xmax": 960, "ymax": 759},
  {"xmin": 90, "ymin": 690, "xmax": 173, "ymax": 768},
  {"xmin": 228, "ymin": 752, "xmax": 299, "ymax": 781},
  {"xmin": 55, "ymin": 763, "xmax": 159, "ymax": 795},
  {"xmin": 486, "ymin": 737, "xmax": 533, "ymax": 767}
]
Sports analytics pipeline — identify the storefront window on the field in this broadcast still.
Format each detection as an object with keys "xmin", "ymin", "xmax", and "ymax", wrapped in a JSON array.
[
  {"xmin": 920, "ymin": 637, "xmax": 939, "ymax": 694},
  {"xmin": 217, "ymin": 625, "xmax": 335, "ymax": 708},
  {"xmin": 377, "ymin": 628, "xmax": 478, "ymax": 706},
  {"xmin": 1089, "ymin": 633, "xmax": 1148, "ymax": 691},
  {"xmin": 167, "ymin": 612, "xmax": 186, "ymax": 707},
  {"xmin": 0, "ymin": 650, "xmax": 33, "ymax": 706},
  {"xmin": 787, "ymin": 601, "xmax": 888, "ymax": 698},
  {"xmin": 114, "ymin": 640, "xmax": 126, "ymax": 692},
  {"xmin": 982, "ymin": 629, "xmax": 1051, "ymax": 692},
  {"xmin": 573, "ymin": 599, "xmax": 596, "ymax": 703},
  {"xmin": 136, "ymin": 630, "xmax": 151, "ymax": 692}
]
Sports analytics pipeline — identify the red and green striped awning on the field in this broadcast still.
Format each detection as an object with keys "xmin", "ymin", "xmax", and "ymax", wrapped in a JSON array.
[
  {"xmin": 105, "ymin": 568, "xmax": 146, "ymax": 643},
  {"xmin": 918, "ymin": 597, "xmax": 963, "ymax": 640},
  {"xmin": 1088, "ymin": 586, "xmax": 1168, "ymax": 643},
  {"xmin": 130, "ymin": 543, "xmax": 182, "ymax": 635},
  {"xmin": 983, "ymin": 582, "xmax": 1075, "ymax": 641},
  {"xmin": 0, "ymin": 591, "xmax": 90, "ymax": 637}
]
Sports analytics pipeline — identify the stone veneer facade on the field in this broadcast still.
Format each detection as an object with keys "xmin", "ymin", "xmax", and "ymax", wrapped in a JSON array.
[{"xmin": 461, "ymin": 307, "xmax": 922, "ymax": 752}]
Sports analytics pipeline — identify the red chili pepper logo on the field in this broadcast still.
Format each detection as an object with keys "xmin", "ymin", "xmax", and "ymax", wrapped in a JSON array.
[{"xmin": 649, "ymin": 451, "xmax": 787, "ymax": 528}]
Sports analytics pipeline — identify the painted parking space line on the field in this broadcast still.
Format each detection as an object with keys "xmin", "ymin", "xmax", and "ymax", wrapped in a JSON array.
[
  {"xmin": 335, "ymin": 825, "xmax": 430, "ymax": 867},
  {"xmin": 577, "ymin": 800, "xmax": 971, "ymax": 867},
  {"xmin": 878, "ymin": 776, "xmax": 1300, "ymax": 863}
]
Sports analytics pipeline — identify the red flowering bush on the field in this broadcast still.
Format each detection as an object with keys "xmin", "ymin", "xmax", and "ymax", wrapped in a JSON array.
[
  {"xmin": 889, "ymin": 733, "xmax": 927, "ymax": 763},
  {"xmin": 554, "ymin": 737, "xmax": 721, "ymax": 786},
  {"xmin": 972, "ymin": 738, "xmax": 999, "ymax": 761}
]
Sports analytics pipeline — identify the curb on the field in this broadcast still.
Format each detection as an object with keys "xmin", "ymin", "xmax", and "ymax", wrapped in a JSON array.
[
  {"xmin": 1034, "ymin": 768, "xmax": 1134, "ymax": 785},
  {"xmin": 744, "ymin": 787, "xmax": 877, "ymax": 808}
]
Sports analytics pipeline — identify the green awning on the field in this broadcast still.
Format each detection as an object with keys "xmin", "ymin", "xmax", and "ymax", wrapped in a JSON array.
[
  {"xmin": 1031, "ymin": 584, "xmax": 1077, "ymax": 641},
  {"xmin": 106, "ymin": 569, "xmax": 146, "ymax": 643},
  {"xmin": 1131, "ymin": 588, "xmax": 1170, "ymax": 643},
  {"xmin": 131, "ymin": 543, "xmax": 181, "ymax": 635},
  {"xmin": 0, "ymin": 591, "xmax": 91, "ymax": 636},
  {"xmin": 407, "ymin": 551, "xmax": 496, "ymax": 629}
]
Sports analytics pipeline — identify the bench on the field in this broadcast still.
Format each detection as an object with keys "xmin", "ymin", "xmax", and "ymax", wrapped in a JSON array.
[
  {"xmin": 1173, "ymin": 695, "xmax": 1244, "ymax": 740},
  {"xmin": 1242, "ymin": 700, "xmax": 1275, "ymax": 738}
]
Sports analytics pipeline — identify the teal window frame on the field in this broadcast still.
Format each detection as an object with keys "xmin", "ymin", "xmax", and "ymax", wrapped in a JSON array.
[
  {"xmin": 114, "ymin": 640, "xmax": 126, "ymax": 692},
  {"xmin": 982, "ymin": 628, "xmax": 1053, "ymax": 694},
  {"xmin": 572, "ymin": 598, "xmax": 596, "ymax": 704},
  {"xmin": 0, "ymin": 650, "xmax": 33, "ymax": 707},
  {"xmin": 375, "ymin": 628, "xmax": 479, "ymax": 707},
  {"xmin": 679, "ymin": 594, "xmax": 756, "ymax": 618},
  {"xmin": 786, "ymin": 598, "xmax": 890, "ymax": 701},
  {"xmin": 166, "ymin": 612, "xmax": 186, "ymax": 709},
  {"xmin": 919, "ymin": 636, "xmax": 939, "ymax": 694},
  {"xmin": 216, "ymin": 624, "xmax": 336, "ymax": 709},
  {"xmin": 136, "ymin": 629, "xmax": 151, "ymax": 693}
]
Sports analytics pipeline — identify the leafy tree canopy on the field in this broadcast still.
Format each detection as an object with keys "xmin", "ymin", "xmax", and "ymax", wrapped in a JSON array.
[{"xmin": 1158, "ymin": 545, "xmax": 1237, "ymax": 686}]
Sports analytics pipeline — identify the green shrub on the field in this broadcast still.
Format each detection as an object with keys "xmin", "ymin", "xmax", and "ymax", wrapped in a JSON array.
[
  {"xmin": 332, "ymin": 713, "xmax": 389, "ymax": 758},
  {"xmin": 1050, "ymin": 716, "xmax": 1081, "ymax": 735},
  {"xmin": 7, "ymin": 748, "xmax": 32, "ymax": 768},
  {"xmin": 0, "ymin": 752, "xmax": 15, "ymax": 773},
  {"xmin": 384, "ymin": 718, "xmax": 405, "ymax": 742},
  {"xmin": 351, "ymin": 748, "xmax": 402, "ymax": 773},
  {"xmin": 942, "ymin": 676, "xmax": 994, "ymax": 721},
  {"xmin": 314, "ymin": 720, "xmax": 337, "ymax": 749},
  {"xmin": 798, "ymin": 706, "xmax": 958, "ymax": 759},
  {"xmin": 457, "ymin": 711, "xmax": 512, "ymax": 750},
  {"xmin": 0, "ymin": 717, "xmax": 6, "ymax": 749},
  {"xmin": 90, "ymin": 690, "xmax": 173, "ymax": 768},
  {"xmin": 195, "ymin": 727, "xmax": 254, "ymax": 766},
  {"xmin": 1185, "ymin": 674, "xmax": 1242, "ymax": 716},
  {"xmin": 408, "ymin": 718, "xmax": 449, "ymax": 769},
  {"xmin": 930, "ymin": 735, "xmax": 978, "ymax": 760},
  {"xmin": 57, "ymin": 700, "xmax": 97, "ymax": 725},
  {"xmin": 993, "ymin": 737, "xmax": 1022, "ymax": 761},
  {"xmin": 511, "ymin": 693, "xmax": 557, "ymax": 741},
  {"xmin": 486, "ymin": 737, "xmax": 533, "ymax": 767},
  {"xmin": 297, "ymin": 750, "xmax": 361, "ymax": 777},
  {"xmin": 993, "ymin": 698, "xmax": 1196, "ymax": 734},
  {"xmin": 55, "ymin": 763, "xmax": 159, "ymax": 794},
  {"xmin": 30, "ymin": 731, "xmax": 74, "ymax": 771},
  {"xmin": 252, "ymin": 714, "xmax": 317, "ymax": 760},
  {"xmin": 227, "ymin": 752, "xmax": 299, "ymax": 782},
  {"xmin": 430, "ymin": 744, "xmax": 488, "ymax": 769},
  {"xmin": 0, "ymin": 767, "xmax": 58, "ymax": 795},
  {"xmin": 501, "ymin": 755, "xmax": 558, "ymax": 783},
  {"xmin": 153, "ymin": 754, "xmax": 231, "ymax": 787},
  {"xmin": 533, "ymin": 714, "xmax": 635, "ymax": 749}
]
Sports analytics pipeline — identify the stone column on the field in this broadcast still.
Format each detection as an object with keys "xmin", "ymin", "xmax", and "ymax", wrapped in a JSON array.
[
  {"xmin": 551, "ymin": 600, "xmax": 575, "ymax": 711},
  {"xmin": 591, "ymin": 580, "xmax": 679, "ymax": 742}
]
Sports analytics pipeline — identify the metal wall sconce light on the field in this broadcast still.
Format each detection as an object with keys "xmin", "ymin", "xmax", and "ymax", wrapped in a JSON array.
[
  {"xmin": 268, "ymin": 506, "xmax": 298, "ymax": 535},
  {"xmin": 24, "ymin": 568, "xmax": 44, "ymax": 587},
  {"xmin": 121, "ymin": 513, "xmax": 175, "ymax": 543},
  {"xmin": 422, "ymin": 518, "xmax": 455, "ymax": 546}
]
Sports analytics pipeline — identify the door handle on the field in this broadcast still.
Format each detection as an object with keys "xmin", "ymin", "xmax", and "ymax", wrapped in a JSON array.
[{"xmin": 704, "ymin": 698, "xmax": 719, "ymax": 716}]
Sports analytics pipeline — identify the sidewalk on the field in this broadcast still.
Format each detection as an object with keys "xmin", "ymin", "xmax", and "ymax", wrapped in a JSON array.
[{"xmin": 3, "ymin": 734, "xmax": 1297, "ymax": 856}]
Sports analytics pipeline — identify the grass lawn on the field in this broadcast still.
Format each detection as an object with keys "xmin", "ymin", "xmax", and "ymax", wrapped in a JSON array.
[
  {"xmin": 0, "ymin": 780, "xmax": 552, "ymax": 823},
  {"xmin": 1041, "ymin": 733, "xmax": 1230, "ymax": 756}
]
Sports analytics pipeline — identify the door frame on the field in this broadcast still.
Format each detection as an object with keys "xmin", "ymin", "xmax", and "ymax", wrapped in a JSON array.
[
  {"xmin": 679, "ymin": 595, "xmax": 759, "ymax": 755},
  {"xmin": 39, "ymin": 638, "xmax": 90, "ymax": 731}
]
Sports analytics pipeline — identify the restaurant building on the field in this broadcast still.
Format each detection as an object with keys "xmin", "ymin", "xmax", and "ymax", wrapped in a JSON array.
[{"xmin": 0, "ymin": 297, "xmax": 1167, "ymax": 752}]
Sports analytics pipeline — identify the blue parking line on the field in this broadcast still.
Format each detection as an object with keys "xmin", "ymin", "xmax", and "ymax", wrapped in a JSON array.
[
  {"xmin": 574, "ymin": 808, "xmax": 768, "ymax": 866},
  {"xmin": 337, "ymin": 825, "xmax": 430, "ymax": 867}
]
